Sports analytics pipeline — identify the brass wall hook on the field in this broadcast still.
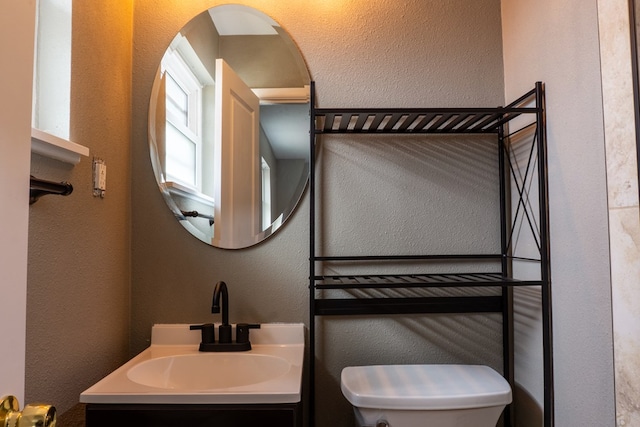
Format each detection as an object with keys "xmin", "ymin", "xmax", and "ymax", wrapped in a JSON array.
[{"xmin": 0, "ymin": 396, "xmax": 56, "ymax": 427}]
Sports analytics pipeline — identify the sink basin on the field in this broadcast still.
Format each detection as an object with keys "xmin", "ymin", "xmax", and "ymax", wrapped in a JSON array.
[
  {"xmin": 127, "ymin": 353, "xmax": 290, "ymax": 390},
  {"xmin": 80, "ymin": 323, "xmax": 304, "ymax": 404}
]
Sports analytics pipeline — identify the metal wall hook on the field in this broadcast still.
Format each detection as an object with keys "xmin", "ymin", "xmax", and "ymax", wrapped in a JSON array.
[{"xmin": 29, "ymin": 176, "xmax": 73, "ymax": 205}]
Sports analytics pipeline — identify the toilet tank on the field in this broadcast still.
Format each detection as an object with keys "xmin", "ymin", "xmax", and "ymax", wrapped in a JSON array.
[{"xmin": 341, "ymin": 364, "xmax": 512, "ymax": 427}]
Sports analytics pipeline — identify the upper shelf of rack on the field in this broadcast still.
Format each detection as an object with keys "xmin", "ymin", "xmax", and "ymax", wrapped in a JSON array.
[{"xmin": 311, "ymin": 82, "xmax": 542, "ymax": 135}]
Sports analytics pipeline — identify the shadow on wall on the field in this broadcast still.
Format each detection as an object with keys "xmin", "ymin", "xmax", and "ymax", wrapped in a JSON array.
[
  {"xmin": 514, "ymin": 382, "xmax": 543, "ymax": 426},
  {"xmin": 336, "ymin": 135, "xmax": 498, "ymax": 199},
  {"xmin": 513, "ymin": 286, "xmax": 545, "ymax": 421},
  {"xmin": 316, "ymin": 135, "xmax": 500, "ymax": 257}
]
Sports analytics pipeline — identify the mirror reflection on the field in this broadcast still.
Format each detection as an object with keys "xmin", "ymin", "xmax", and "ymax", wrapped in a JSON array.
[{"xmin": 148, "ymin": 5, "xmax": 310, "ymax": 249}]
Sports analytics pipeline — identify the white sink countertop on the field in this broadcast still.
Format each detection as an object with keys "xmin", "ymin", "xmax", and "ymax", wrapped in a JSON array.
[{"xmin": 80, "ymin": 323, "xmax": 305, "ymax": 405}]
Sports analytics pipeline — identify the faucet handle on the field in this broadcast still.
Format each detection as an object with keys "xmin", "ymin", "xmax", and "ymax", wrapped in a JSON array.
[
  {"xmin": 190, "ymin": 323, "xmax": 215, "ymax": 344},
  {"xmin": 218, "ymin": 324, "xmax": 232, "ymax": 344},
  {"xmin": 236, "ymin": 323, "xmax": 260, "ymax": 344}
]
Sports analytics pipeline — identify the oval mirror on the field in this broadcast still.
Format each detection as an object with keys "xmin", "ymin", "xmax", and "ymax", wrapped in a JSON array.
[{"xmin": 148, "ymin": 5, "xmax": 310, "ymax": 249}]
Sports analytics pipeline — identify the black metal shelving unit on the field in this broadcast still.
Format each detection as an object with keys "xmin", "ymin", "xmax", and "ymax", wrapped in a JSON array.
[{"xmin": 308, "ymin": 82, "xmax": 553, "ymax": 427}]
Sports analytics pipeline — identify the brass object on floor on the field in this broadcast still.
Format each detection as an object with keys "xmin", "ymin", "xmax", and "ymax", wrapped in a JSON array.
[{"xmin": 0, "ymin": 396, "xmax": 56, "ymax": 427}]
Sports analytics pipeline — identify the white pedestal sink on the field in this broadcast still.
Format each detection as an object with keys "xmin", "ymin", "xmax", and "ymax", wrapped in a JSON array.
[{"xmin": 80, "ymin": 323, "xmax": 304, "ymax": 405}]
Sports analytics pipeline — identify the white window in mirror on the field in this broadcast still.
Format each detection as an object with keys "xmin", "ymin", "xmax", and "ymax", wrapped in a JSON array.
[
  {"xmin": 32, "ymin": 0, "xmax": 71, "ymax": 139},
  {"xmin": 163, "ymin": 50, "xmax": 203, "ymax": 189},
  {"xmin": 261, "ymin": 157, "xmax": 271, "ymax": 230}
]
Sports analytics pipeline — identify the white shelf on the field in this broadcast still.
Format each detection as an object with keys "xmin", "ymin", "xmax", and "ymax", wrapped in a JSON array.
[
  {"xmin": 31, "ymin": 128, "xmax": 89, "ymax": 165},
  {"xmin": 164, "ymin": 181, "xmax": 215, "ymax": 207}
]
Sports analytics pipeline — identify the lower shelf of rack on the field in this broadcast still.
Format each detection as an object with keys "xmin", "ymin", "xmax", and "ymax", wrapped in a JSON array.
[
  {"xmin": 312, "ymin": 272, "xmax": 546, "ymax": 315},
  {"xmin": 314, "ymin": 272, "xmax": 544, "ymax": 289},
  {"xmin": 314, "ymin": 296, "xmax": 504, "ymax": 315}
]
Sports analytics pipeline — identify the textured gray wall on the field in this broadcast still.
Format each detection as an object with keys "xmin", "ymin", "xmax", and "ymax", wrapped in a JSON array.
[
  {"xmin": 26, "ymin": 0, "xmax": 133, "ymax": 414},
  {"xmin": 132, "ymin": 1, "xmax": 505, "ymax": 427}
]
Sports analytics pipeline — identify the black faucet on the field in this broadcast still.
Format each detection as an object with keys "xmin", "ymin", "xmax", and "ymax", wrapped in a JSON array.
[
  {"xmin": 190, "ymin": 281, "xmax": 260, "ymax": 352},
  {"xmin": 212, "ymin": 281, "xmax": 232, "ymax": 343}
]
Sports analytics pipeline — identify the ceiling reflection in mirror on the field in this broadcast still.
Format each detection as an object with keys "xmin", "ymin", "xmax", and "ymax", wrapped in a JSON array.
[{"xmin": 148, "ymin": 5, "xmax": 310, "ymax": 249}]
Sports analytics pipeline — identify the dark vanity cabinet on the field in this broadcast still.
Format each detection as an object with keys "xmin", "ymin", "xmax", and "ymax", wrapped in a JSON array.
[
  {"xmin": 307, "ymin": 82, "xmax": 553, "ymax": 427},
  {"xmin": 85, "ymin": 402, "xmax": 302, "ymax": 427}
]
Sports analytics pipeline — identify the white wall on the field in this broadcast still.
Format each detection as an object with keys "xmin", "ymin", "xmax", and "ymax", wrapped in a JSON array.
[
  {"xmin": 502, "ymin": 0, "xmax": 616, "ymax": 425},
  {"xmin": 0, "ymin": 0, "xmax": 36, "ymax": 404}
]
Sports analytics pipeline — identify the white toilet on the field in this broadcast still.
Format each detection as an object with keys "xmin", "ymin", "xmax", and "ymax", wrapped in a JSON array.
[{"xmin": 341, "ymin": 364, "xmax": 512, "ymax": 427}]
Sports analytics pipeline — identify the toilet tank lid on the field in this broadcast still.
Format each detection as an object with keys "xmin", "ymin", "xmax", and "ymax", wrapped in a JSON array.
[{"xmin": 341, "ymin": 364, "xmax": 512, "ymax": 410}]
